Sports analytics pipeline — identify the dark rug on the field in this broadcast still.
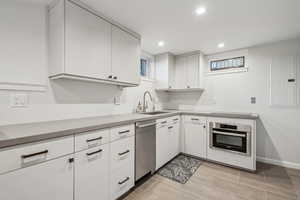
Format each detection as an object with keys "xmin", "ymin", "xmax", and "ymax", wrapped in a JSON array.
[{"xmin": 157, "ymin": 154, "xmax": 202, "ymax": 184}]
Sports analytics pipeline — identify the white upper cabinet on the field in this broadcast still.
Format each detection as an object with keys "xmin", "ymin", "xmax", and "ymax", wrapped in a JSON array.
[
  {"xmin": 174, "ymin": 53, "xmax": 201, "ymax": 89},
  {"xmin": 111, "ymin": 25, "xmax": 141, "ymax": 85},
  {"xmin": 48, "ymin": 0, "xmax": 141, "ymax": 86},
  {"xmin": 186, "ymin": 54, "xmax": 199, "ymax": 88},
  {"xmin": 65, "ymin": 1, "xmax": 111, "ymax": 80}
]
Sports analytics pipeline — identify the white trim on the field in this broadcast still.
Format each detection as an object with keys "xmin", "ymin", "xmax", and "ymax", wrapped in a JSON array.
[
  {"xmin": 257, "ymin": 156, "xmax": 300, "ymax": 170},
  {"xmin": 0, "ymin": 82, "xmax": 47, "ymax": 92},
  {"xmin": 206, "ymin": 67, "xmax": 248, "ymax": 76},
  {"xmin": 141, "ymin": 77, "xmax": 155, "ymax": 83}
]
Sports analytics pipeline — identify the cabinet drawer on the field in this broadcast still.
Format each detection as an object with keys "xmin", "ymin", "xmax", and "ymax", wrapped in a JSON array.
[
  {"xmin": 184, "ymin": 115, "xmax": 206, "ymax": 124},
  {"xmin": 74, "ymin": 144, "xmax": 109, "ymax": 200},
  {"xmin": 110, "ymin": 124, "xmax": 134, "ymax": 142},
  {"xmin": 110, "ymin": 164, "xmax": 134, "ymax": 200},
  {"xmin": 75, "ymin": 129, "xmax": 109, "ymax": 152},
  {"xmin": 0, "ymin": 136, "xmax": 74, "ymax": 175},
  {"xmin": 156, "ymin": 117, "xmax": 169, "ymax": 128},
  {"xmin": 170, "ymin": 115, "xmax": 180, "ymax": 124},
  {"xmin": 110, "ymin": 137, "xmax": 134, "ymax": 172}
]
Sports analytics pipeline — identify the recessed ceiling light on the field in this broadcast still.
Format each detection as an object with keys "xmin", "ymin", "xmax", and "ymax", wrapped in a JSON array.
[
  {"xmin": 195, "ymin": 7, "xmax": 206, "ymax": 15},
  {"xmin": 218, "ymin": 43, "xmax": 225, "ymax": 48},
  {"xmin": 158, "ymin": 41, "xmax": 165, "ymax": 47}
]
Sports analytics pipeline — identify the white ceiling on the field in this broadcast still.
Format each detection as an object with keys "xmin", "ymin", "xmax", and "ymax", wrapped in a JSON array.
[{"xmin": 74, "ymin": 0, "xmax": 300, "ymax": 55}]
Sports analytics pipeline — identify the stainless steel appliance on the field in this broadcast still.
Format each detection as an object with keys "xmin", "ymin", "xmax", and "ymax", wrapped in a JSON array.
[
  {"xmin": 209, "ymin": 122, "xmax": 251, "ymax": 156},
  {"xmin": 135, "ymin": 120, "xmax": 156, "ymax": 181}
]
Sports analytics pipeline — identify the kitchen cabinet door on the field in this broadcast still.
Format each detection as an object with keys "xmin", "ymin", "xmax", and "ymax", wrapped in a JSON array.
[
  {"xmin": 167, "ymin": 122, "xmax": 180, "ymax": 159},
  {"xmin": 186, "ymin": 54, "xmax": 199, "ymax": 88},
  {"xmin": 112, "ymin": 25, "xmax": 140, "ymax": 85},
  {"xmin": 0, "ymin": 156, "xmax": 73, "ymax": 200},
  {"xmin": 156, "ymin": 125, "xmax": 169, "ymax": 170},
  {"xmin": 175, "ymin": 56, "xmax": 187, "ymax": 89},
  {"xmin": 65, "ymin": 1, "xmax": 111, "ymax": 80},
  {"xmin": 184, "ymin": 122, "xmax": 206, "ymax": 158},
  {"xmin": 74, "ymin": 145, "xmax": 109, "ymax": 200}
]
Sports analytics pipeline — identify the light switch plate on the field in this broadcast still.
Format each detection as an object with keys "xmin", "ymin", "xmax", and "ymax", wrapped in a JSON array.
[
  {"xmin": 251, "ymin": 97, "xmax": 256, "ymax": 104},
  {"xmin": 10, "ymin": 93, "xmax": 28, "ymax": 107}
]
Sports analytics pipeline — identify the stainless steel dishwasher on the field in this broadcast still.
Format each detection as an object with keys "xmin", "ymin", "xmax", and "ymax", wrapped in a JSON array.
[{"xmin": 135, "ymin": 120, "xmax": 156, "ymax": 182}]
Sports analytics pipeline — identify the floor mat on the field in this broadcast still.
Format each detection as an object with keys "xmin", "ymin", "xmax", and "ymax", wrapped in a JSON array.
[{"xmin": 157, "ymin": 154, "xmax": 202, "ymax": 184}]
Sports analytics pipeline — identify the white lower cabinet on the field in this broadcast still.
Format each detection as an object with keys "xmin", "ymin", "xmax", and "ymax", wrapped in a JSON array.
[
  {"xmin": 110, "ymin": 135, "xmax": 135, "ymax": 200},
  {"xmin": 156, "ymin": 124, "xmax": 169, "ymax": 170},
  {"xmin": 156, "ymin": 116, "xmax": 181, "ymax": 170},
  {"xmin": 74, "ymin": 144, "xmax": 109, "ymax": 200},
  {"xmin": 184, "ymin": 118, "xmax": 207, "ymax": 158},
  {"xmin": 110, "ymin": 164, "xmax": 134, "ymax": 200},
  {"xmin": 0, "ymin": 155, "xmax": 74, "ymax": 200}
]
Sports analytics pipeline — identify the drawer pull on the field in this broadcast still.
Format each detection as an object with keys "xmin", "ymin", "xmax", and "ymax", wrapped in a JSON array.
[
  {"xmin": 86, "ymin": 149, "xmax": 103, "ymax": 156},
  {"xmin": 118, "ymin": 150, "xmax": 130, "ymax": 156},
  {"xmin": 191, "ymin": 118, "xmax": 199, "ymax": 121},
  {"xmin": 118, "ymin": 177, "xmax": 130, "ymax": 185},
  {"xmin": 168, "ymin": 126, "xmax": 173, "ymax": 129},
  {"xmin": 21, "ymin": 150, "xmax": 49, "ymax": 159},
  {"xmin": 161, "ymin": 121, "xmax": 167, "ymax": 124},
  {"xmin": 86, "ymin": 136, "xmax": 103, "ymax": 143},
  {"xmin": 118, "ymin": 130, "xmax": 130, "ymax": 134},
  {"xmin": 173, "ymin": 118, "xmax": 179, "ymax": 121}
]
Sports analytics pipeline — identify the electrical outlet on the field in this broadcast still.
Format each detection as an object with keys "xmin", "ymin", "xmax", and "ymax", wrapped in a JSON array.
[
  {"xmin": 251, "ymin": 97, "xmax": 256, "ymax": 104},
  {"xmin": 10, "ymin": 93, "xmax": 28, "ymax": 108},
  {"xmin": 114, "ymin": 96, "xmax": 121, "ymax": 105}
]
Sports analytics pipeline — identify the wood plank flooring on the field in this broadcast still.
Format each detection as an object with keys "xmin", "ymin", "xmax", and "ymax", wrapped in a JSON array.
[{"xmin": 124, "ymin": 161, "xmax": 300, "ymax": 200}]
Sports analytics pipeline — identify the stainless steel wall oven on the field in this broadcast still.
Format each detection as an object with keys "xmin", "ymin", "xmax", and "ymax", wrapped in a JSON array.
[{"xmin": 209, "ymin": 122, "xmax": 251, "ymax": 156}]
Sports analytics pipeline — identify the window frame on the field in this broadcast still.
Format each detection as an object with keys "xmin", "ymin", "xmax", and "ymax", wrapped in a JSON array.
[{"xmin": 210, "ymin": 56, "xmax": 245, "ymax": 72}]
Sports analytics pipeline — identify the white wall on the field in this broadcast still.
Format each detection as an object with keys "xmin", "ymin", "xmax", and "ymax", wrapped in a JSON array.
[
  {"xmin": 0, "ymin": 0, "xmax": 156, "ymax": 125},
  {"xmin": 175, "ymin": 38, "xmax": 300, "ymax": 168}
]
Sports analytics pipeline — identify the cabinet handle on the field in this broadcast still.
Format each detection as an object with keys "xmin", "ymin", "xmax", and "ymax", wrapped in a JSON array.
[
  {"xmin": 21, "ymin": 150, "xmax": 49, "ymax": 159},
  {"xmin": 191, "ymin": 118, "xmax": 199, "ymax": 121},
  {"xmin": 168, "ymin": 126, "xmax": 173, "ymax": 129},
  {"xmin": 203, "ymin": 125, "xmax": 206, "ymax": 128},
  {"xmin": 68, "ymin": 158, "xmax": 74, "ymax": 163},
  {"xmin": 288, "ymin": 79, "xmax": 295, "ymax": 82},
  {"xmin": 173, "ymin": 118, "xmax": 179, "ymax": 121},
  {"xmin": 86, "ymin": 149, "xmax": 103, "ymax": 156},
  {"xmin": 86, "ymin": 136, "xmax": 103, "ymax": 143},
  {"xmin": 118, "ymin": 150, "xmax": 130, "ymax": 156},
  {"xmin": 118, "ymin": 177, "xmax": 130, "ymax": 185},
  {"xmin": 108, "ymin": 75, "xmax": 113, "ymax": 79},
  {"xmin": 161, "ymin": 121, "xmax": 167, "ymax": 124},
  {"xmin": 113, "ymin": 76, "xmax": 117, "ymax": 80},
  {"xmin": 119, "ymin": 130, "xmax": 130, "ymax": 134}
]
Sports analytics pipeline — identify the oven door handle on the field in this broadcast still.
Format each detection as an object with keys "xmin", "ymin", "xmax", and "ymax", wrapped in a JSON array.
[{"xmin": 212, "ymin": 131, "xmax": 246, "ymax": 138}]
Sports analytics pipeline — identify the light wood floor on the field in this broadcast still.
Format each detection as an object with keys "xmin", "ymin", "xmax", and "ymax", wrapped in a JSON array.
[{"xmin": 125, "ymin": 161, "xmax": 300, "ymax": 200}]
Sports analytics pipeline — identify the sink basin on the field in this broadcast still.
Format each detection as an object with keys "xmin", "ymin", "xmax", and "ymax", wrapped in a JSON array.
[{"xmin": 142, "ymin": 111, "xmax": 169, "ymax": 115}]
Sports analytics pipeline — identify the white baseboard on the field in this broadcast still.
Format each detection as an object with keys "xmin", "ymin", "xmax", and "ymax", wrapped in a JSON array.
[{"xmin": 257, "ymin": 156, "xmax": 300, "ymax": 170}]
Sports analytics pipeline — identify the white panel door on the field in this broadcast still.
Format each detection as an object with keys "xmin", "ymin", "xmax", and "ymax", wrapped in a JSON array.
[
  {"xmin": 184, "ymin": 122, "xmax": 206, "ymax": 158},
  {"xmin": 0, "ymin": 156, "xmax": 73, "ymax": 200},
  {"xmin": 112, "ymin": 25, "xmax": 140, "ymax": 84},
  {"xmin": 270, "ymin": 56, "xmax": 299, "ymax": 106},
  {"xmin": 74, "ymin": 145, "xmax": 109, "ymax": 200},
  {"xmin": 186, "ymin": 54, "xmax": 199, "ymax": 88},
  {"xmin": 175, "ymin": 56, "xmax": 187, "ymax": 89},
  {"xmin": 156, "ymin": 125, "xmax": 169, "ymax": 170},
  {"xmin": 65, "ymin": 1, "xmax": 111, "ymax": 79}
]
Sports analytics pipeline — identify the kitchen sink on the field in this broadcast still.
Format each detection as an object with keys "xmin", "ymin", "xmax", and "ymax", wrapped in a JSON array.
[{"xmin": 142, "ymin": 111, "xmax": 169, "ymax": 115}]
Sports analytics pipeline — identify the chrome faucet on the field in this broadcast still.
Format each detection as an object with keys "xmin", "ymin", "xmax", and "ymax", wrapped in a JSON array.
[{"xmin": 143, "ymin": 91, "xmax": 153, "ymax": 112}]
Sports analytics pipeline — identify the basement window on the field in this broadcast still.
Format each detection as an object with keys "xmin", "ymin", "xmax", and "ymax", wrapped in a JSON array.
[
  {"xmin": 210, "ymin": 56, "xmax": 245, "ymax": 71},
  {"xmin": 140, "ymin": 52, "xmax": 155, "ymax": 80}
]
